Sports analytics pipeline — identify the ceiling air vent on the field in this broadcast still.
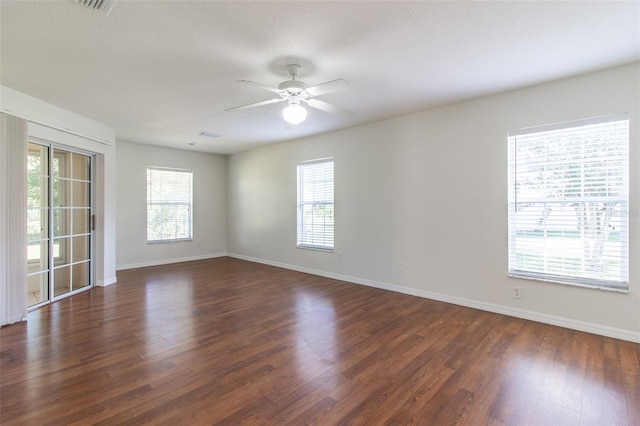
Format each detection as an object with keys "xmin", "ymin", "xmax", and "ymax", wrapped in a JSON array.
[{"xmin": 75, "ymin": 0, "xmax": 116, "ymax": 16}]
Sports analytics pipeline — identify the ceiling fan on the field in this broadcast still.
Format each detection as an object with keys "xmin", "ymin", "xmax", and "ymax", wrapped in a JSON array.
[{"xmin": 225, "ymin": 64, "xmax": 353, "ymax": 125}]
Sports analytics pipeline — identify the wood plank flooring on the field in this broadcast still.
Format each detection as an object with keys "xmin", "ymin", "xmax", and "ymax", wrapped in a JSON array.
[{"xmin": 1, "ymin": 257, "xmax": 639, "ymax": 425}]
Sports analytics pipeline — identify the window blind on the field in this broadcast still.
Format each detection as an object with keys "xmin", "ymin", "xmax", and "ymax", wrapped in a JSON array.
[
  {"xmin": 147, "ymin": 167, "xmax": 193, "ymax": 243},
  {"xmin": 508, "ymin": 115, "xmax": 629, "ymax": 290},
  {"xmin": 297, "ymin": 159, "xmax": 334, "ymax": 250}
]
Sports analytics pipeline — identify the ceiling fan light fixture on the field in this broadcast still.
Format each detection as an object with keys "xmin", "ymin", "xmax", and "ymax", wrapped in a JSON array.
[{"xmin": 282, "ymin": 102, "xmax": 307, "ymax": 125}]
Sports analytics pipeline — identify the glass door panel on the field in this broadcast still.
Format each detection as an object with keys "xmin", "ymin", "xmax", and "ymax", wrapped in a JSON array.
[
  {"xmin": 54, "ymin": 265, "xmax": 71, "ymax": 297},
  {"xmin": 53, "ymin": 179, "xmax": 71, "ymax": 210},
  {"xmin": 53, "ymin": 208, "xmax": 68, "ymax": 237},
  {"xmin": 72, "ymin": 262, "xmax": 90, "ymax": 290},
  {"xmin": 73, "ymin": 182, "xmax": 90, "ymax": 206},
  {"xmin": 27, "ymin": 143, "xmax": 50, "ymax": 307},
  {"xmin": 51, "ymin": 147, "xmax": 92, "ymax": 299},
  {"xmin": 28, "ymin": 273, "xmax": 49, "ymax": 306},
  {"xmin": 72, "ymin": 153, "xmax": 90, "ymax": 180},
  {"xmin": 72, "ymin": 209, "xmax": 90, "ymax": 234},
  {"xmin": 72, "ymin": 236, "xmax": 90, "ymax": 263}
]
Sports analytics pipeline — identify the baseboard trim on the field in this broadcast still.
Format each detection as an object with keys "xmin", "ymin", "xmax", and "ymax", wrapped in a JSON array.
[
  {"xmin": 116, "ymin": 252, "xmax": 228, "ymax": 271},
  {"xmin": 228, "ymin": 253, "xmax": 640, "ymax": 343},
  {"xmin": 97, "ymin": 276, "xmax": 117, "ymax": 287}
]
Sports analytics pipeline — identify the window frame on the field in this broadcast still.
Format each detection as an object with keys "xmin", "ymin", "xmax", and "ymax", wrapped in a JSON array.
[
  {"xmin": 146, "ymin": 166, "xmax": 193, "ymax": 244},
  {"xmin": 296, "ymin": 158, "xmax": 335, "ymax": 252},
  {"xmin": 507, "ymin": 114, "xmax": 629, "ymax": 291}
]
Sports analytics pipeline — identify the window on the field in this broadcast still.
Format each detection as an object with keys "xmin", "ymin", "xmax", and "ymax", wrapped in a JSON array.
[
  {"xmin": 297, "ymin": 159, "xmax": 334, "ymax": 251},
  {"xmin": 508, "ymin": 115, "xmax": 629, "ymax": 290},
  {"xmin": 147, "ymin": 167, "xmax": 193, "ymax": 243}
]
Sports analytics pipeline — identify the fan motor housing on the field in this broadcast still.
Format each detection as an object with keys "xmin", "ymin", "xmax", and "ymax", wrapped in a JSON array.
[{"xmin": 279, "ymin": 80, "xmax": 307, "ymax": 94}]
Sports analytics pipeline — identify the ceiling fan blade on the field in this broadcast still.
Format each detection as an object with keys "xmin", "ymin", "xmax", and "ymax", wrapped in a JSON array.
[
  {"xmin": 238, "ymin": 80, "xmax": 282, "ymax": 94},
  {"xmin": 225, "ymin": 97, "xmax": 286, "ymax": 112},
  {"xmin": 304, "ymin": 98, "xmax": 355, "ymax": 118},
  {"xmin": 305, "ymin": 78, "xmax": 350, "ymax": 97}
]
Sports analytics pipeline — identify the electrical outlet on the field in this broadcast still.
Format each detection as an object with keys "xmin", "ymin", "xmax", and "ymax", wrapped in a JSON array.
[
  {"xmin": 398, "ymin": 260, "xmax": 405, "ymax": 271},
  {"xmin": 513, "ymin": 286, "xmax": 522, "ymax": 299},
  {"xmin": 338, "ymin": 251, "xmax": 343, "ymax": 261}
]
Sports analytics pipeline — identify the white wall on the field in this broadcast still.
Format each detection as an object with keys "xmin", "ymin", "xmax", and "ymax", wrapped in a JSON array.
[
  {"xmin": 0, "ymin": 85, "xmax": 117, "ymax": 287},
  {"xmin": 115, "ymin": 141, "xmax": 227, "ymax": 269},
  {"xmin": 227, "ymin": 63, "xmax": 640, "ymax": 342}
]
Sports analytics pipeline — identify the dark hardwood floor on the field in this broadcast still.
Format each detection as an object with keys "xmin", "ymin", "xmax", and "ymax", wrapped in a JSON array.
[{"xmin": 1, "ymin": 257, "xmax": 639, "ymax": 425}]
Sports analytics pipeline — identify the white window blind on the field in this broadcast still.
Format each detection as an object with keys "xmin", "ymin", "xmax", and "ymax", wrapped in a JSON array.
[
  {"xmin": 147, "ymin": 167, "xmax": 193, "ymax": 243},
  {"xmin": 508, "ymin": 114, "xmax": 629, "ymax": 290},
  {"xmin": 297, "ymin": 159, "xmax": 334, "ymax": 250}
]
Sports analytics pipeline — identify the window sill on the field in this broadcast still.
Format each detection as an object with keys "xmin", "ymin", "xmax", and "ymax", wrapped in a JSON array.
[
  {"xmin": 508, "ymin": 273, "xmax": 629, "ymax": 294},
  {"xmin": 297, "ymin": 244, "xmax": 334, "ymax": 253},
  {"xmin": 147, "ymin": 238, "xmax": 193, "ymax": 245}
]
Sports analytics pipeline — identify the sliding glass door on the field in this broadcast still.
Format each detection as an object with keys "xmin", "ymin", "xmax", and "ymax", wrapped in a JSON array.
[{"xmin": 27, "ymin": 142, "xmax": 93, "ymax": 308}]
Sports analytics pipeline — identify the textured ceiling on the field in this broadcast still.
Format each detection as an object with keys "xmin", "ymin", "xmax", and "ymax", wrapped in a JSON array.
[{"xmin": 1, "ymin": 1, "xmax": 639, "ymax": 154}]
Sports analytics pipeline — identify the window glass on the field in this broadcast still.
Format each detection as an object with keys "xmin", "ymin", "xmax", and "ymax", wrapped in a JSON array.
[
  {"xmin": 297, "ymin": 159, "xmax": 334, "ymax": 251},
  {"xmin": 508, "ymin": 115, "xmax": 629, "ymax": 290},
  {"xmin": 147, "ymin": 167, "xmax": 193, "ymax": 243}
]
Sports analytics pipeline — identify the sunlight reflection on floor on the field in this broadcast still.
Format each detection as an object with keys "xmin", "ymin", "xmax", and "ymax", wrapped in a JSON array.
[{"xmin": 294, "ymin": 289, "xmax": 338, "ymax": 389}]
